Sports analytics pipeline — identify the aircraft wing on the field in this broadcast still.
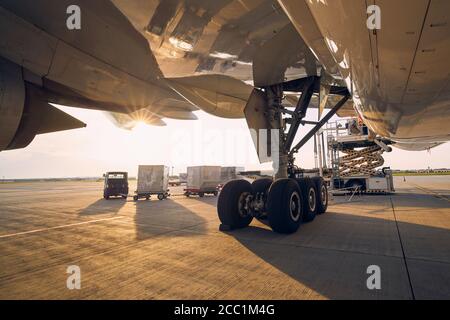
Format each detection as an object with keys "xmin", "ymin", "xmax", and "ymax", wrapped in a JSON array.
[
  {"xmin": 0, "ymin": 0, "xmax": 203, "ymax": 137},
  {"xmin": 0, "ymin": 0, "xmax": 332, "ymax": 150}
]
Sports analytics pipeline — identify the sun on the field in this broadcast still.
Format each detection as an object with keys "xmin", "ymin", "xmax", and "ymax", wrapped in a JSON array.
[{"xmin": 131, "ymin": 121, "xmax": 152, "ymax": 135}]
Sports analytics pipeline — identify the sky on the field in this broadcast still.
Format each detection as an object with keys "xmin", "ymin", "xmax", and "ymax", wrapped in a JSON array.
[{"xmin": 0, "ymin": 105, "xmax": 449, "ymax": 179}]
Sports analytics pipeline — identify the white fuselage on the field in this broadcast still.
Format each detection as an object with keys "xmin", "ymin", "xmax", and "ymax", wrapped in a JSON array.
[{"xmin": 279, "ymin": 0, "xmax": 450, "ymax": 150}]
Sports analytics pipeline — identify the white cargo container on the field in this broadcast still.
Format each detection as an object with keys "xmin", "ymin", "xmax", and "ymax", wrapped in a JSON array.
[
  {"xmin": 220, "ymin": 166, "xmax": 245, "ymax": 183},
  {"xmin": 185, "ymin": 166, "xmax": 221, "ymax": 197},
  {"xmin": 134, "ymin": 165, "xmax": 169, "ymax": 201}
]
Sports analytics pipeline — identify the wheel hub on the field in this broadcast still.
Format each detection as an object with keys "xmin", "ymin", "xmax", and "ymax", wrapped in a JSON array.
[
  {"xmin": 289, "ymin": 192, "xmax": 301, "ymax": 222},
  {"xmin": 321, "ymin": 185, "xmax": 327, "ymax": 206},
  {"xmin": 308, "ymin": 189, "xmax": 316, "ymax": 211},
  {"xmin": 238, "ymin": 192, "xmax": 252, "ymax": 217}
]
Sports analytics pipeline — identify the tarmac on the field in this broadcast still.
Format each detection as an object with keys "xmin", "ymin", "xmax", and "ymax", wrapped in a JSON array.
[{"xmin": 0, "ymin": 176, "xmax": 449, "ymax": 299}]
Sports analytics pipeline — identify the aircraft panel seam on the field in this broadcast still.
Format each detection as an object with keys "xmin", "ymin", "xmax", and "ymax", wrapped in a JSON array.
[{"xmin": 400, "ymin": 0, "xmax": 432, "ymax": 104}]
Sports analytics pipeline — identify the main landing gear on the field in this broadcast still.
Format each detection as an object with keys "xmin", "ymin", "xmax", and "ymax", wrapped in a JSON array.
[
  {"xmin": 217, "ymin": 76, "xmax": 349, "ymax": 234},
  {"xmin": 218, "ymin": 176, "xmax": 328, "ymax": 234}
]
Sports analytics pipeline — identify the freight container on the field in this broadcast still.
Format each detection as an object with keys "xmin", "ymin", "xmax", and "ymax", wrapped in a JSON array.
[
  {"xmin": 185, "ymin": 166, "xmax": 221, "ymax": 197},
  {"xmin": 220, "ymin": 167, "xmax": 245, "ymax": 183},
  {"xmin": 133, "ymin": 165, "xmax": 170, "ymax": 201}
]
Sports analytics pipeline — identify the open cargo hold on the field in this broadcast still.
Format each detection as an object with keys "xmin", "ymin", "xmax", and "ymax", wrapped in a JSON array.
[
  {"xmin": 185, "ymin": 166, "xmax": 221, "ymax": 197},
  {"xmin": 134, "ymin": 165, "xmax": 170, "ymax": 201}
]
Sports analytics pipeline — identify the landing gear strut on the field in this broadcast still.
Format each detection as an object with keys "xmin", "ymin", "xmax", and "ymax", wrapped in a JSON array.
[{"xmin": 218, "ymin": 76, "xmax": 350, "ymax": 233}]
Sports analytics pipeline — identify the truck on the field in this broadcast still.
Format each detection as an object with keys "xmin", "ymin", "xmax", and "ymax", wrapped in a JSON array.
[
  {"xmin": 103, "ymin": 172, "xmax": 129, "ymax": 200},
  {"xmin": 331, "ymin": 168, "xmax": 395, "ymax": 194},
  {"xmin": 323, "ymin": 119, "xmax": 395, "ymax": 194},
  {"xmin": 184, "ymin": 166, "xmax": 221, "ymax": 197},
  {"xmin": 133, "ymin": 165, "xmax": 170, "ymax": 201}
]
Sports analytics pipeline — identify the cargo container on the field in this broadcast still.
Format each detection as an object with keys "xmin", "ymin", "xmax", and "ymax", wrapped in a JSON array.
[
  {"xmin": 220, "ymin": 166, "xmax": 245, "ymax": 183},
  {"xmin": 133, "ymin": 165, "xmax": 169, "ymax": 201},
  {"xmin": 185, "ymin": 166, "xmax": 221, "ymax": 197}
]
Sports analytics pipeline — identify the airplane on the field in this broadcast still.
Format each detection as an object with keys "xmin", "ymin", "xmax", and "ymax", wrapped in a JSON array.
[{"xmin": 0, "ymin": 0, "xmax": 449, "ymax": 234}]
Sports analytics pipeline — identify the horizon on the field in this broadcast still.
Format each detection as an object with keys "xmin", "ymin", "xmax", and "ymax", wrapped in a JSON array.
[
  {"xmin": 2, "ymin": 167, "xmax": 450, "ymax": 181},
  {"xmin": 0, "ymin": 104, "xmax": 449, "ymax": 180}
]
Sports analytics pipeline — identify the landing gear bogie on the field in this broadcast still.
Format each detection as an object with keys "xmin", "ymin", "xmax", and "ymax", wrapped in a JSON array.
[
  {"xmin": 217, "ymin": 76, "xmax": 345, "ymax": 234},
  {"xmin": 217, "ymin": 177, "xmax": 327, "ymax": 234}
]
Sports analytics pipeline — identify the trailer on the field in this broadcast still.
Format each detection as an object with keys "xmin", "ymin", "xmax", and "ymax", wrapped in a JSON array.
[
  {"xmin": 133, "ymin": 165, "xmax": 170, "ymax": 201},
  {"xmin": 185, "ymin": 166, "xmax": 221, "ymax": 197}
]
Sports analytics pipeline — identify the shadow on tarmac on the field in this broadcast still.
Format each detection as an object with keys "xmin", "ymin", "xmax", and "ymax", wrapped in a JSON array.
[
  {"xmin": 226, "ymin": 198, "xmax": 450, "ymax": 299},
  {"xmin": 133, "ymin": 198, "xmax": 209, "ymax": 240},
  {"xmin": 78, "ymin": 198, "xmax": 127, "ymax": 216}
]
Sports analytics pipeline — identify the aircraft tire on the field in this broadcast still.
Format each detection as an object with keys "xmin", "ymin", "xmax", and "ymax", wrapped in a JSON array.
[
  {"xmin": 218, "ymin": 180, "xmax": 253, "ymax": 230},
  {"xmin": 267, "ymin": 179, "xmax": 303, "ymax": 234},
  {"xmin": 296, "ymin": 178, "xmax": 318, "ymax": 222},
  {"xmin": 312, "ymin": 177, "xmax": 328, "ymax": 214},
  {"xmin": 251, "ymin": 178, "xmax": 273, "ymax": 197}
]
